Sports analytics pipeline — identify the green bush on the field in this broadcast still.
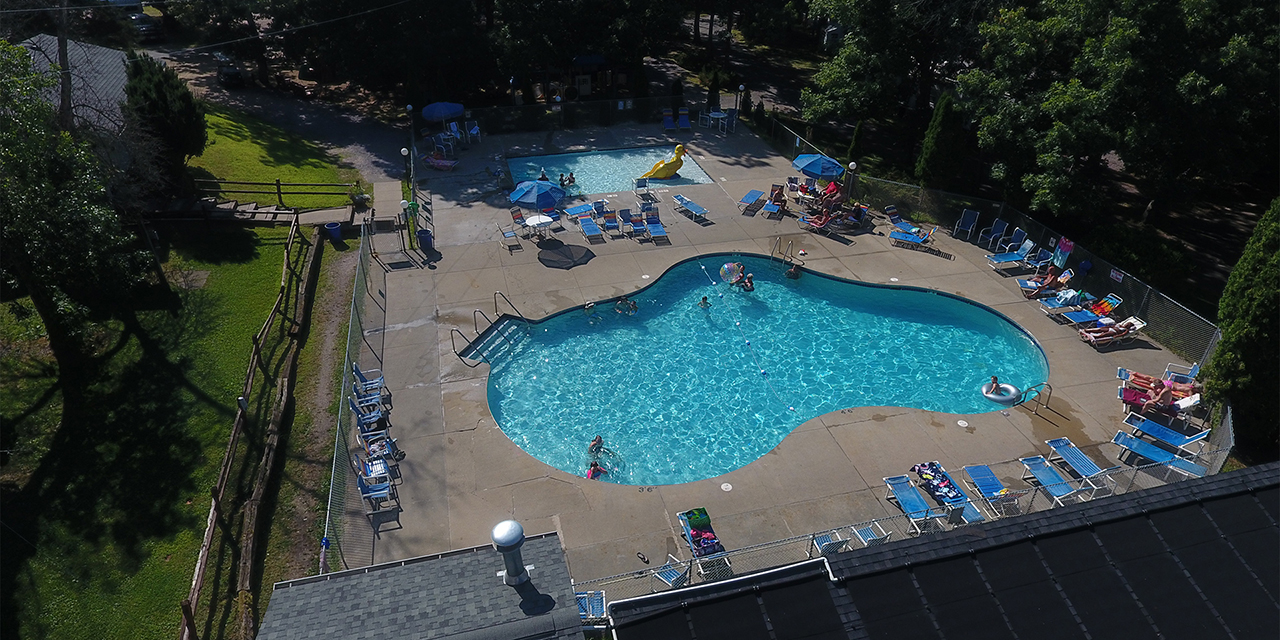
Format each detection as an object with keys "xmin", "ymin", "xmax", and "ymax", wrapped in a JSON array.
[
  {"xmin": 1203, "ymin": 198, "xmax": 1279, "ymax": 462},
  {"xmin": 915, "ymin": 92, "xmax": 966, "ymax": 188},
  {"xmin": 741, "ymin": 90, "xmax": 753, "ymax": 119},
  {"xmin": 846, "ymin": 120, "xmax": 862, "ymax": 161},
  {"xmin": 670, "ymin": 79, "xmax": 684, "ymax": 112}
]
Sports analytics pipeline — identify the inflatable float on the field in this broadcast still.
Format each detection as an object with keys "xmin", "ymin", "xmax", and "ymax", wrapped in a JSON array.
[
  {"xmin": 982, "ymin": 381, "xmax": 1022, "ymax": 406},
  {"xmin": 639, "ymin": 144, "xmax": 685, "ymax": 180}
]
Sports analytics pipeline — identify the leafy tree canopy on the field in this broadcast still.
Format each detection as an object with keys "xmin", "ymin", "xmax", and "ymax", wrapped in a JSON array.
[
  {"xmin": 124, "ymin": 53, "xmax": 207, "ymax": 180},
  {"xmin": 1204, "ymin": 198, "xmax": 1279, "ymax": 462},
  {"xmin": 1, "ymin": 42, "xmax": 151, "ymax": 375}
]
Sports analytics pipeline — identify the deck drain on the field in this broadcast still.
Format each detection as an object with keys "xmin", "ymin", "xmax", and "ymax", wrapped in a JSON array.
[
  {"xmin": 721, "ymin": 483, "xmax": 733, "ymax": 492},
  {"xmin": 890, "ymin": 277, "xmax": 900, "ymax": 282},
  {"xmin": 957, "ymin": 420, "xmax": 969, "ymax": 427}
]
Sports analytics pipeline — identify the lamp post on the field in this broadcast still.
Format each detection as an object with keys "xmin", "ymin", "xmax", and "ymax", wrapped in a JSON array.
[
  {"xmin": 846, "ymin": 161, "xmax": 859, "ymax": 199},
  {"xmin": 405, "ymin": 104, "xmax": 416, "ymax": 205},
  {"xmin": 736, "ymin": 84, "xmax": 744, "ymax": 112}
]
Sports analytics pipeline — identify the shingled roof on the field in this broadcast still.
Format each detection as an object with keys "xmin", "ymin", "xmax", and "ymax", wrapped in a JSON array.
[
  {"xmin": 19, "ymin": 33, "xmax": 129, "ymax": 132},
  {"xmin": 607, "ymin": 463, "xmax": 1279, "ymax": 640},
  {"xmin": 258, "ymin": 532, "xmax": 582, "ymax": 640}
]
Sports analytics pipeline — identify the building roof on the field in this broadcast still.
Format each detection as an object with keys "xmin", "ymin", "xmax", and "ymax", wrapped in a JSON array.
[
  {"xmin": 19, "ymin": 34, "xmax": 129, "ymax": 132},
  {"xmin": 607, "ymin": 463, "xmax": 1280, "ymax": 639},
  {"xmin": 258, "ymin": 532, "xmax": 582, "ymax": 640}
]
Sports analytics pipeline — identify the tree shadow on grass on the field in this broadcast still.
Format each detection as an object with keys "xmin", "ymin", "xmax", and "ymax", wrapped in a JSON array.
[
  {"xmin": 0, "ymin": 323, "xmax": 214, "ymax": 639},
  {"xmin": 159, "ymin": 221, "xmax": 262, "ymax": 265},
  {"xmin": 205, "ymin": 106, "xmax": 339, "ymax": 172}
]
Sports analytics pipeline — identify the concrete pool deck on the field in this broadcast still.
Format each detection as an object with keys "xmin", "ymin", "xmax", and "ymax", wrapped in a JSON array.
[{"xmin": 354, "ymin": 122, "xmax": 1193, "ymax": 581}]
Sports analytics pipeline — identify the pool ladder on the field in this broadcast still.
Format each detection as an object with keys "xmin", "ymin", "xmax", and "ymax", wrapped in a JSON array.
[
  {"xmin": 448, "ymin": 291, "xmax": 533, "ymax": 367},
  {"xmin": 770, "ymin": 237, "xmax": 804, "ymax": 266},
  {"xmin": 1016, "ymin": 382, "xmax": 1053, "ymax": 415}
]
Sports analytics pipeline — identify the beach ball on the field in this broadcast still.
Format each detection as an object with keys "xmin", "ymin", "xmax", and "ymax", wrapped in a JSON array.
[{"xmin": 719, "ymin": 263, "xmax": 743, "ymax": 282}]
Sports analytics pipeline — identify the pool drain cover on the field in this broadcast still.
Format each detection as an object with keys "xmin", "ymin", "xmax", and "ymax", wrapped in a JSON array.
[
  {"xmin": 957, "ymin": 420, "xmax": 969, "ymax": 427},
  {"xmin": 721, "ymin": 483, "xmax": 732, "ymax": 492}
]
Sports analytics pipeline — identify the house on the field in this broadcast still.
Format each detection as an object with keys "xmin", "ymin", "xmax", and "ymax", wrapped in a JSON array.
[{"xmin": 19, "ymin": 33, "xmax": 130, "ymax": 134}]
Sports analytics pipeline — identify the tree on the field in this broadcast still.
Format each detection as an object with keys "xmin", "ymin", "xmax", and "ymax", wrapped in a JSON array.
[
  {"xmin": 959, "ymin": 0, "xmax": 1278, "ymax": 217},
  {"xmin": 123, "ymin": 53, "xmax": 207, "ymax": 187},
  {"xmin": 804, "ymin": 0, "xmax": 993, "ymax": 121},
  {"xmin": 915, "ymin": 92, "xmax": 966, "ymax": 188},
  {"xmin": 0, "ymin": 42, "xmax": 150, "ymax": 392},
  {"xmin": 1203, "ymin": 199, "xmax": 1279, "ymax": 462}
]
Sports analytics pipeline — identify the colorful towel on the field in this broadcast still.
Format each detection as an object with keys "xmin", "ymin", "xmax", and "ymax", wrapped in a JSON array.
[{"xmin": 911, "ymin": 462, "xmax": 963, "ymax": 503}]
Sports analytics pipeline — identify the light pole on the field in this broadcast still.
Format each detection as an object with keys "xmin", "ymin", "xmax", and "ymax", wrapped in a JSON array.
[
  {"xmin": 846, "ymin": 161, "xmax": 859, "ymax": 199},
  {"xmin": 405, "ymin": 104, "xmax": 416, "ymax": 205},
  {"xmin": 736, "ymin": 84, "xmax": 744, "ymax": 112}
]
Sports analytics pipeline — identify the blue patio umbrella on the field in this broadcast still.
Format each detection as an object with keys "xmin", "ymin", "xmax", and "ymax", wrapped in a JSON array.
[
  {"xmin": 792, "ymin": 154, "xmax": 845, "ymax": 179},
  {"xmin": 420, "ymin": 102, "xmax": 465, "ymax": 122},
  {"xmin": 510, "ymin": 181, "xmax": 567, "ymax": 210}
]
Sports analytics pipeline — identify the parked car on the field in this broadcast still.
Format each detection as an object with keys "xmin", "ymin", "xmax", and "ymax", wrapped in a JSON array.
[
  {"xmin": 127, "ymin": 12, "xmax": 163, "ymax": 42},
  {"xmin": 213, "ymin": 52, "xmax": 246, "ymax": 88}
]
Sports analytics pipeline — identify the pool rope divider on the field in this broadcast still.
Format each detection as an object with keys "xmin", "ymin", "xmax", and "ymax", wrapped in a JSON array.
[{"xmin": 696, "ymin": 260, "xmax": 796, "ymax": 413}]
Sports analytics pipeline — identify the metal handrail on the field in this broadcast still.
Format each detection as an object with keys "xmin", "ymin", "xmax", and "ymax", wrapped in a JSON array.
[
  {"xmin": 493, "ymin": 291, "xmax": 532, "ymax": 333},
  {"xmin": 1018, "ymin": 382, "xmax": 1053, "ymax": 415},
  {"xmin": 449, "ymin": 328, "xmax": 487, "ymax": 368}
]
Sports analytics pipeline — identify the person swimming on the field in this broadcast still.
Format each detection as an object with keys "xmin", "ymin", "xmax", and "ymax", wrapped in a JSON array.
[
  {"xmin": 698, "ymin": 296, "xmax": 711, "ymax": 309},
  {"xmin": 615, "ymin": 295, "xmax": 638, "ymax": 314},
  {"xmin": 741, "ymin": 273, "xmax": 755, "ymax": 292},
  {"xmin": 588, "ymin": 435, "xmax": 604, "ymax": 455},
  {"xmin": 587, "ymin": 461, "xmax": 608, "ymax": 480},
  {"xmin": 785, "ymin": 264, "xmax": 801, "ymax": 279}
]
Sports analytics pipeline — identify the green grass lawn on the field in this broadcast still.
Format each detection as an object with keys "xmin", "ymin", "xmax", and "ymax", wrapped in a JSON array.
[
  {"xmin": 190, "ymin": 105, "xmax": 359, "ymax": 210},
  {"xmin": 1, "ymin": 226, "xmax": 293, "ymax": 640}
]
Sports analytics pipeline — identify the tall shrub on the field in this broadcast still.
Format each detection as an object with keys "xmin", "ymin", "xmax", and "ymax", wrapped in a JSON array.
[
  {"xmin": 670, "ymin": 79, "xmax": 684, "ymax": 112},
  {"xmin": 914, "ymin": 92, "xmax": 965, "ymax": 188},
  {"xmin": 1203, "ymin": 198, "xmax": 1279, "ymax": 462},
  {"xmin": 124, "ymin": 53, "xmax": 207, "ymax": 186}
]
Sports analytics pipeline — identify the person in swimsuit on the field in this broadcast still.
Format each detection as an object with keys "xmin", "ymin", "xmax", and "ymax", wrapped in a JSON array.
[
  {"xmin": 785, "ymin": 264, "xmax": 801, "ymax": 279},
  {"xmin": 587, "ymin": 461, "xmax": 608, "ymax": 480},
  {"xmin": 741, "ymin": 273, "xmax": 755, "ymax": 292},
  {"xmin": 1140, "ymin": 380, "xmax": 1175, "ymax": 414},
  {"xmin": 567, "ymin": 172, "xmax": 576, "ymax": 186},
  {"xmin": 588, "ymin": 435, "xmax": 604, "ymax": 455},
  {"xmin": 698, "ymin": 296, "xmax": 711, "ymax": 309}
]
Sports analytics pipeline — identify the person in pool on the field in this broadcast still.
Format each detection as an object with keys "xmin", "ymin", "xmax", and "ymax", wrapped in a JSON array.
[
  {"xmin": 615, "ymin": 296, "xmax": 638, "ymax": 314},
  {"xmin": 559, "ymin": 173, "xmax": 567, "ymax": 187},
  {"xmin": 587, "ymin": 461, "xmax": 608, "ymax": 480},
  {"xmin": 740, "ymin": 273, "xmax": 755, "ymax": 292},
  {"xmin": 785, "ymin": 264, "xmax": 801, "ymax": 279},
  {"xmin": 698, "ymin": 296, "xmax": 712, "ymax": 309},
  {"xmin": 588, "ymin": 435, "xmax": 604, "ymax": 455},
  {"xmin": 538, "ymin": 169, "xmax": 550, "ymax": 181},
  {"xmin": 567, "ymin": 172, "xmax": 576, "ymax": 186}
]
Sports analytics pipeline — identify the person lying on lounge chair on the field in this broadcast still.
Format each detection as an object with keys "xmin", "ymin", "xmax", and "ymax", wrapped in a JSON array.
[
  {"xmin": 821, "ymin": 189, "xmax": 848, "ymax": 214},
  {"xmin": 1022, "ymin": 267, "xmax": 1060, "ymax": 298},
  {"xmin": 1078, "ymin": 317, "xmax": 1139, "ymax": 342},
  {"xmin": 1126, "ymin": 371, "xmax": 1200, "ymax": 397}
]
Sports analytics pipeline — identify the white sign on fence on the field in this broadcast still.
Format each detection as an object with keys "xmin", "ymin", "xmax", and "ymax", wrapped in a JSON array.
[{"xmin": 1110, "ymin": 268, "xmax": 1124, "ymax": 283}]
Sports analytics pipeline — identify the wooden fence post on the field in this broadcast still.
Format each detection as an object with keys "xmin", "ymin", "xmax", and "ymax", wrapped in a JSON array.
[
  {"xmin": 181, "ymin": 598, "xmax": 200, "ymax": 640},
  {"xmin": 275, "ymin": 179, "xmax": 283, "ymax": 207}
]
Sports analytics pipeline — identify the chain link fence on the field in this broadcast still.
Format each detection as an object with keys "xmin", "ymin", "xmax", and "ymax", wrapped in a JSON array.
[
  {"xmin": 573, "ymin": 447, "xmax": 1231, "ymax": 606},
  {"xmin": 320, "ymin": 219, "xmax": 387, "ymax": 573}
]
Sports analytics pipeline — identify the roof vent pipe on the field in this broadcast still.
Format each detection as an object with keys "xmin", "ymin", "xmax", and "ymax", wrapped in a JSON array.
[{"xmin": 492, "ymin": 520, "xmax": 529, "ymax": 585}]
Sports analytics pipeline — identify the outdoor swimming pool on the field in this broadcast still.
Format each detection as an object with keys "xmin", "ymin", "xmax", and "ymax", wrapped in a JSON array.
[
  {"xmin": 508, "ymin": 146, "xmax": 714, "ymax": 195},
  {"xmin": 484, "ymin": 255, "xmax": 1049, "ymax": 485}
]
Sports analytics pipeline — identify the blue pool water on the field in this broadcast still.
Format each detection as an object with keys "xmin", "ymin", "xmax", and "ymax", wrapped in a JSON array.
[
  {"xmin": 508, "ymin": 147, "xmax": 714, "ymax": 195},
  {"xmin": 486, "ymin": 255, "xmax": 1049, "ymax": 485}
]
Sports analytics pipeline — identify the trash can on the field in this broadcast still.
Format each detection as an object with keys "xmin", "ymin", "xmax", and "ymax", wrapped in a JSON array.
[
  {"xmin": 324, "ymin": 222, "xmax": 342, "ymax": 240},
  {"xmin": 416, "ymin": 229, "xmax": 433, "ymax": 251}
]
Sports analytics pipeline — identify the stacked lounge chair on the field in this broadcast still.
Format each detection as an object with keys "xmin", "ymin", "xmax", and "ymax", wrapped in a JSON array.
[{"xmin": 677, "ymin": 508, "xmax": 733, "ymax": 581}]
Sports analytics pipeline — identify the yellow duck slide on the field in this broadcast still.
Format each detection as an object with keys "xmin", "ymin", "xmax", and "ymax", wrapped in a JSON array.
[{"xmin": 639, "ymin": 144, "xmax": 686, "ymax": 180}]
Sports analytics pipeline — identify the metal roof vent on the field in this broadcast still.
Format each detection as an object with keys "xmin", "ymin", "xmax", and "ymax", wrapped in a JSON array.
[{"xmin": 492, "ymin": 520, "xmax": 529, "ymax": 585}]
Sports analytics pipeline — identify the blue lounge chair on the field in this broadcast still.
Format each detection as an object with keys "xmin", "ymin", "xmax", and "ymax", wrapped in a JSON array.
[
  {"xmin": 986, "ymin": 239, "xmax": 1035, "ymax": 270},
  {"xmin": 348, "ymin": 397, "xmax": 382, "ymax": 428},
  {"xmin": 354, "ymin": 454, "xmax": 392, "ymax": 485},
  {"xmin": 672, "ymin": 194, "xmax": 709, "ymax": 222},
  {"xmin": 1018, "ymin": 268, "xmax": 1073, "ymax": 293},
  {"xmin": 762, "ymin": 201, "xmax": 780, "ymax": 216},
  {"xmin": 1061, "ymin": 293, "xmax": 1122, "ymax": 326},
  {"xmin": 977, "ymin": 218, "xmax": 1009, "ymax": 249},
  {"xmin": 890, "ymin": 226, "xmax": 937, "ymax": 248},
  {"xmin": 737, "ymin": 189, "xmax": 764, "ymax": 210},
  {"xmin": 811, "ymin": 529, "xmax": 848, "ymax": 557},
  {"xmin": 953, "ymin": 208, "xmax": 980, "ymax": 239},
  {"xmin": 963, "ymin": 464, "xmax": 1020, "ymax": 518},
  {"xmin": 601, "ymin": 210, "xmax": 622, "ymax": 237},
  {"xmin": 352, "ymin": 362, "xmax": 384, "ymax": 392},
  {"xmin": 1019, "ymin": 456, "xmax": 1080, "ymax": 507},
  {"xmin": 625, "ymin": 209, "xmax": 646, "ymax": 239},
  {"xmin": 356, "ymin": 474, "xmax": 394, "ymax": 509},
  {"xmin": 1040, "ymin": 290, "xmax": 1097, "ymax": 315},
  {"xmin": 661, "ymin": 108, "xmax": 675, "ymax": 132},
  {"xmin": 887, "ymin": 213, "xmax": 919, "ymax": 234},
  {"xmin": 633, "ymin": 177, "xmax": 651, "ymax": 197},
  {"xmin": 1045, "ymin": 437, "xmax": 1117, "ymax": 497},
  {"xmin": 852, "ymin": 521, "xmax": 892, "ymax": 547},
  {"xmin": 677, "ymin": 107, "xmax": 692, "ymax": 131},
  {"xmin": 1022, "ymin": 248, "xmax": 1054, "ymax": 272},
  {"xmin": 996, "ymin": 227, "xmax": 1028, "ymax": 253},
  {"xmin": 654, "ymin": 554, "xmax": 690, "ymax": 588},
  {"xmin": 883, "ymin": 204, "xmax": 899, "ymax": 218},
  {"xmin": 1123, "ymin": 413, "xmax": 1208, "ymax": 453},
  {"xmin": 883, "ymin": 475, "xmax": 945, "ymax": 534},
  {"xmin": 645, "ymin": 210, "xmax": 670, "ymax": 244},
  {"xmin": 1111, "ymin": 431, "xmax": 1207, "ymax": 478},
  {"xmin": 351, "ymin": 382, "xmax": 382, "ymax": 408},
  {"xmin": 576, "ymin": 591, "xmax": 605, "ymax": 620},
  {"xmin": 564, "ymin": 202, "xmax": 594, "ymax": 219},
  {"xmin": 578, "ymin": 213, "xmax": 605, "ymax": 244},
  {"xmin": 677, "ymin": 508, "xmax": 733, "ymax": 580},
  {"xmin": 1164, "ymin": 362, "xmax": 1200, "ymax": 384}
]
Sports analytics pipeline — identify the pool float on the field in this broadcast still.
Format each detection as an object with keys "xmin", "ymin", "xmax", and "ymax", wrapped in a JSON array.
[
  {"xmin": 639, "ymin": 144, "xmax": 685, "ymax": 180},
  {"xmin": 982, "ymin": 381, "xmax": 1022, "ymax": 406}
]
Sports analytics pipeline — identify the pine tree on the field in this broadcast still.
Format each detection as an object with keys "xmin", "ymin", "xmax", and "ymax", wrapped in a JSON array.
[
  {"xmin": 124, "ymin": 53, "xmax": 207, "ymax": 186},
  {"xmin": 914, "ymin": 92, "xmax": 966, "ymax": 188}
]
